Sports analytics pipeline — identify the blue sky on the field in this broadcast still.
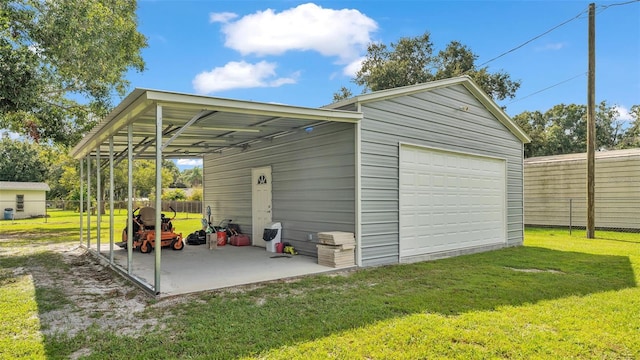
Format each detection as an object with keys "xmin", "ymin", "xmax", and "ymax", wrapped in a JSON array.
[{"xmin": 127, "ymin": 0, "xmax": 640, "ymax": 169}]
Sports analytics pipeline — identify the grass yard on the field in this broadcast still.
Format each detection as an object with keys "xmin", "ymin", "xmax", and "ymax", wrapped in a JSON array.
[{"xmin": 1, "ymin": 212, "xmax": 639, "ymax": 359}]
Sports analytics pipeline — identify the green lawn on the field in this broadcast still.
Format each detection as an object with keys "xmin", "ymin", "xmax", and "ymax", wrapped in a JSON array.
[
  {"xmin": 0, "ymin": 209, "xmax": 204, "ymax": 246},
  {"xmin": 1, "ymin": 214, "xmax": 639, "ymax": 359}
]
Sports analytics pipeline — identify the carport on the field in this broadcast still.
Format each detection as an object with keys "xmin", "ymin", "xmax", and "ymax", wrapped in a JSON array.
[{"xmin": 70, "ymin": 88, "xmax": 362, "ymax": 296}]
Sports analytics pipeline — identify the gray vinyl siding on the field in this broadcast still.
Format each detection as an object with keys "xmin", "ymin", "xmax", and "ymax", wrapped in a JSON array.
[
  {"xmin": 524, "ymin": 153, "xmax": 640, "ymax": 229},
  {"xmin": 203, "ymin": 122, "xmax": 356, "ymax": 256},
  {"xmin": 359, "ymin": 84, "xmax": 524, "ymax": 266}
]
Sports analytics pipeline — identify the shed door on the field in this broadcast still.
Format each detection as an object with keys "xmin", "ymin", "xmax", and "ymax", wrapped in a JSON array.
[
  {"xmin": 252, "ymin": 166, "xmax": 272, "ymax": 247},
  {"xmin": 399, "ymin": 145, "xmax": 506, "ymax": 259}
]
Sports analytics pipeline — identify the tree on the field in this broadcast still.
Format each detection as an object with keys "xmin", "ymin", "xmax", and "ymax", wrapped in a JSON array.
[
  {"xmin": 341, "ymin": 32, "xmax": 520, "ymax": 101},
  {"xmin": 436, "ymin": 41, "xmax": 520, "ymax": 101},
  {"xmin": 332, "ymin": 86, "xmax": 353, "ymax": 103},
  {"xmin": 513, "ymin": 101, "xmax": 637, "ymax": 157},
  {"xmin": 132, "ymin": 160, "xmax": 173, "ymax": 197},
  {"xmin": 163, "ymin": 159, "xmax": 181, "ymax": 186},
  {"xmin": 181, "ymin": 167, "xmax": 203, "ymax": 188},
  {"xmin": 161, "ymin": 189, "xmax": 186, "ymax": 201},
  {"xmin": 0, "ymin": 0, "xmax": 147, "ymax": 146},
  {"xmin": 512, "ymin": 110, "xmax": 547, "ymax": 158},
  {"xmin": 618, "ymin": 105, "xmax": 640, "ymax": 149},
  {"xmin": 38, "ymin": 143, "xmax": 75, "ymax": 199},
  {"xmin": 0, "ymin": 138, "xmax": 48, "ymax": 181}
]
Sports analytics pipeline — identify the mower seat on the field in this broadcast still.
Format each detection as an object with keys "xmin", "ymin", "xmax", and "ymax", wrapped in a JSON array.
[{"xmin": 138, "ymin": 207, "xmax": 156, "ymax": 228}]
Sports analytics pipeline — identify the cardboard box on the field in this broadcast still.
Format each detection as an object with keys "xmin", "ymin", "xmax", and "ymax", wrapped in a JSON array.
[
  {"xmin": 317, "ymin": 231, "xmax": 356, "ymax": 246},
  {"xmin": 317, "ymin": 244, "xmax": 355, "ymax": 268}
]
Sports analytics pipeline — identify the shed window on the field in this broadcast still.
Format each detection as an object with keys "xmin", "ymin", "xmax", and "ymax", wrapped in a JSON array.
[{"xmin": 16, "ymin": 194, "xmax": 24, "ymax": 212}]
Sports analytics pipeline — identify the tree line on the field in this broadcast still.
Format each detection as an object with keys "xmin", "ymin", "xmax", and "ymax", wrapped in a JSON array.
[
  {"xmin": 0, "ymin": 136, "xmax": 203, "ymax": 202},
  {"xmin": 514, "ymin": 103, "xmax": 639, "ymax": 158}
]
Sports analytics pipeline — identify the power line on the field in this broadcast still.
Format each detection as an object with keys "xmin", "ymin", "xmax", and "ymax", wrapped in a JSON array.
[
  {"xmin": 495, "ymin": 0, "xmax": 639, "ymax": 106},
  {"xmin": 506, "ymin": 72, "xmax": 587, "ymax": 105},
  {"xmin": 476, "ymin": 7, "xmax": 589, "ymax": 68},
  {"xmin": 478, "ymin": 0, "xmax": 639, "ymax": 68},
  {"xmin": 600, "ymin": 0, "xmax": 640, "ymax": 10}
]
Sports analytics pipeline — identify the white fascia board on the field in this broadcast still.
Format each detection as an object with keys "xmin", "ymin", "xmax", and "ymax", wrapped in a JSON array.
[
  {"xmin": 356, "ymin": 76, "xmax": 470, "ymax": 104},
  {"xmin": 70, "ymin": 89, "xmax": 153, "ymax": 159},
  {"xmin": 460, "ymin": 81, "xmax": 532, "ymax": 144},
  {"xmin": 328, "ymin": 76, "xmax": 531, "ymax": 144},
  {"xmin": 146, "ymin": 90, "xmax": 362, "ymax": 123},
  {"xmin": 322, "ymin": 78, "xmax": 467, "ymax": 109}
]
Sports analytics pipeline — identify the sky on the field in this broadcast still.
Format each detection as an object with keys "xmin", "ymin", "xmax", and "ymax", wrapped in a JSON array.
[{"xmin": 125, "ymin": 0, "xmax": 640, "ymax": 169}]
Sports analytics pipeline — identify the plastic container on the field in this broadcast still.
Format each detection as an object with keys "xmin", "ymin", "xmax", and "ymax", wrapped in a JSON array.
[
  {"xmin": 4, "ymin": 208, "xmax": 13, "ymax": 220},
  {"xmin": 216, "ymin": 230, "xmax": 227, "ymax": 246},
  {"xmin": 263, "ymin": 222, "xmax": 282, "ymax": 252},
  {"xmin": 276, "ymin": 242, "xmax": 284, "ymax": 253}
]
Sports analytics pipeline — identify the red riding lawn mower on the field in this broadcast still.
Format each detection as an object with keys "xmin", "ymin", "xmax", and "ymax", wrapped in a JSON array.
[{"xmin": 117, "ymin": 206, "xmax": 184, "ymax": 253}]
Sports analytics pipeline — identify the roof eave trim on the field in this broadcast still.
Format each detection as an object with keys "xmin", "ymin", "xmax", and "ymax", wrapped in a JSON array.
[
  {"xmin": 146, "ymin": 90, "xmax": 362, "ymax": 123},
  {"xmin": 460, "ymin": 81, "xmax": 532, "ymax": 144},
  {"xmin": 325, "ymin": 76, "xmax": 532, "ymax": 144},
  {"xmin": 70, "ymin": 89, "xmax": 151, "ymax": 159}
]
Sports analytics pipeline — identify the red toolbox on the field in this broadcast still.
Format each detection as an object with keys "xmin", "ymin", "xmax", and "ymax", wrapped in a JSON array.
[{"xmin": 230, "ymin": 234, "xmax": 251, "ymax": 246}]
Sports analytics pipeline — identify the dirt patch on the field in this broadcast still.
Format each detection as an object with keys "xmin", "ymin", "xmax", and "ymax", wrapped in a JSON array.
[
  {"xmin": 2, "ymin": 239, "xmax": 184, "ymax": 339},
  {"xmin": 507, "ymin": 267, "xmax": 564, "ymax": 274},
  {"xmin": 69, "ymin": 347, "xmax": 92, "ymax": 360}
]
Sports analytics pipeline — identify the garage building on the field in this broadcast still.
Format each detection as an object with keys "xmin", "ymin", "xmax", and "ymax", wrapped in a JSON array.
[
  {"xmin": 524, "ymin": 149, "xmax": 640, "ymax": 230},
  {"xmin": 71, "ymin": 75, "xmax": 530, "ymax": 295}
]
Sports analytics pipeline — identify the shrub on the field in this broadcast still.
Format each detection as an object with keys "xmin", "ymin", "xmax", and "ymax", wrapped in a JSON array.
[
  {"xmin": 162, "ymin": 189, "xmax": 186, "ymax": 201},
  {"xmin": 189, "ymin": 188, "xmax": 203, "ymax": 201}
]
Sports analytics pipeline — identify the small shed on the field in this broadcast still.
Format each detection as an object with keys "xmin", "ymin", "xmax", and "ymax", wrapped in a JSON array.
[
  {"xmin": 0, "ymin": 181, "xmax": 50, "ymax": 220},
  {"xmin": 524, "ymin": 148, "xmax": 640, "ymax": 230},
  {"xmin": 70, "ymin": 75, "xmax": 530, "ymax": 294}
]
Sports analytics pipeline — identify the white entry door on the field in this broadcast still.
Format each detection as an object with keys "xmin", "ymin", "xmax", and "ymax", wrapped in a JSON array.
[
  {"xmin": 399, "ymin": 145, "xmax": 506, "ymax": 260},
  {"xmin": 252, "ymin": 166, "xmax": 272, "ymax": 247}
]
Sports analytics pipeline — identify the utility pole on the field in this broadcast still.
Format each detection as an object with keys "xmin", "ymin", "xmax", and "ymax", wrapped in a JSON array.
[{"xmin": 587, "ymin": 2, "xmax": 596, "ymax": 239}]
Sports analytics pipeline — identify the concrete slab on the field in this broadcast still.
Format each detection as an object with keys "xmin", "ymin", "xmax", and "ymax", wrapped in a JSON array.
[{"xmin": 97, "ymin": 243, "xmax": 342, "ymax": 297}]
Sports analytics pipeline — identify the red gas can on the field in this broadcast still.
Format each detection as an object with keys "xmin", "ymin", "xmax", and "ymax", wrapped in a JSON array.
[{"xmin": 216, "ymin": 230, "xmax": 227, "ymax": 246}]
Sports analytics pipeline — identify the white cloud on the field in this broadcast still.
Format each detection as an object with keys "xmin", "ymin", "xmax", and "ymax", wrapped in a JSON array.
[
  {"xmin": 536, "ymin": 42, "xmax": 566, "ymax": 51},
  {"xmin": 613, "ymin": 105, "xmax": 633, "ymax": 122},
  {"xmin": 210, "ymin": 12, "xmax": 237, "ymax": 23},
  {"xmin": 176, "ymin": 159, "xmax": 202, "ymax": 167},
  {"xmin": 192, "ymin": 60, "xmax": 298, "ymax": 94},
  {"xmin": 343, "ymin": 56, "xmax": 365, "ymax": 77},
  {"xmin": 219, "ymin": 3, "xmax": 377, "ymax": 64}
]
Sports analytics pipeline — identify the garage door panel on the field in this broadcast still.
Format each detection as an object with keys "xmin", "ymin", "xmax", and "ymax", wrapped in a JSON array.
[{"xmin": 400, "ymin": 145, "xmax": 506, "ymax": 259}]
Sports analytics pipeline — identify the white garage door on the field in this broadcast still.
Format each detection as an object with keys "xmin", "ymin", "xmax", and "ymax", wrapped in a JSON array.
[{"xmin": 400, "ymin": 145, "xmax": 506, "ymax": 259}]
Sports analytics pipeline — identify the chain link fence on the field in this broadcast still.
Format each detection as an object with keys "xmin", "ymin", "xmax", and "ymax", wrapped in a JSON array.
[{"xmin": 525, "ymin": 197, "xmax": 640, "ymax": 233}]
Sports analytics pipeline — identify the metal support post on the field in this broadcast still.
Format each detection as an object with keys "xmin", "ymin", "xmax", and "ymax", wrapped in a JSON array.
[
  {"xmin": 109, "ymin": 137, "xmax": 115, "ymax": 263},
  {"xmin": 87, "ymin": 156, "xmax": 91, "ymax": 248},
  {"xmin": 155, "ymin": 104, "xmax": 163, "ymax": 294},
  {"xmin": 127, "ymin": 124, "xmax": 134, "ymax": 274},
  {"xmin": 80, "ymin": 157, "xmax": 84, "ymax": 245},
  {"xmin": 96, "ymin": 147, "xmax": 101, "ymax": 253}
]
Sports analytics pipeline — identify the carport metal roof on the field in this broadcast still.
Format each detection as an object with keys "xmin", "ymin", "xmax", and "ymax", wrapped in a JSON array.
[{"xmin": 70, "ymin": 88, "xmax": 362, "ymax": 160}]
